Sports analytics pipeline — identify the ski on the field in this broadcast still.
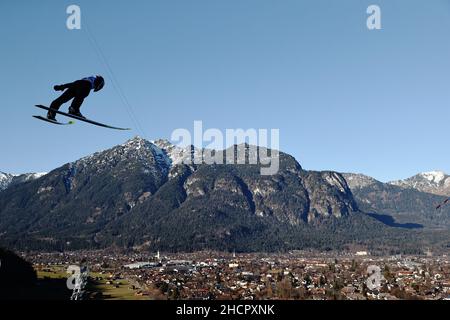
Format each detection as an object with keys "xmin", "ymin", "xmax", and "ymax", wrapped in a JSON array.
[
  {"xmin": 34, "ymin": 105, "xmax": 131, "ymax": 131},
  {"xmin": 33, "ymin": 115, "xmax": 74, "ymax": 126}
]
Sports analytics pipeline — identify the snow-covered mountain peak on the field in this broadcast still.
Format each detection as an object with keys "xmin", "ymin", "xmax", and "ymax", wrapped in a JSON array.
[
  {"xmin": 389, "ymin": 170, "xmax": 450, "ymax": 197},
  {"xmin": 419, "ymin": 171, "xmax": 446, "ymax": 184},
  {"xmin": 153, "ymin": 139, "xmax": 202, "ymax": 166},
  {"xmin": 0, "ymin": 171, "xmax": 47, "ymax": 191},
  {"xmin": 122, "ymin": 135, "xmax": 148, "ymax": 148},
  {"xmin": 75, "ymin": 136, "xmax": 172, "ymax": 177},
  {"xmin": 0, "ymin": 172, "xmax": 14, "ymax": 191}
]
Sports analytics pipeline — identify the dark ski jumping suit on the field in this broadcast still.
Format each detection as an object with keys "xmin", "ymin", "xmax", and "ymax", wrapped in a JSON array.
[{"xmin": 48, "ymin": 76, "xmax": 100, "ymax": 119}]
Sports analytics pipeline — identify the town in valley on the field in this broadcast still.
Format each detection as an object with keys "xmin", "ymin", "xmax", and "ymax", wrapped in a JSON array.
[{"xmin": 18, "ymin": 250, "xmax": 450, "ymax": 301}]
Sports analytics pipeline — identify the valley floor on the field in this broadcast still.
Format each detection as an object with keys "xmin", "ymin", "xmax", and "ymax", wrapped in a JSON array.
[{"xmin": 5, "ymin": 250, "xmax": 449, "ymax": 301}]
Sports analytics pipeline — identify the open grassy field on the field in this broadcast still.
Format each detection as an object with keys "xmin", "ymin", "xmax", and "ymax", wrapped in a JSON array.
[
  {"xmin": 87, "ymin": 272, "xmax": 152, "ymax": 300},
  {"xmin": 37, "ymin": 265, "xmax": 68, "ymax": 280},
  {"xmin": 1, "ymin": 265, "xmax": 155, "ymax": 300},
  {"xmin": 35, "ymin": 266, "xmax": 153, "ymax": 300}
]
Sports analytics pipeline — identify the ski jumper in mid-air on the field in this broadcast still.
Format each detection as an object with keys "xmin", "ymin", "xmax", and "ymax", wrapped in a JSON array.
[{"xmin": 47, "ymin": 75, "xmax": 105, "ymax": 120}]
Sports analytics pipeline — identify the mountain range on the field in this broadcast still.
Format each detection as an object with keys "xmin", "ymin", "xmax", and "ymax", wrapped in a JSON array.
[
  {"xmin": 389, "ymin": 171, "xmax": 450, "ymax": 197},
  {"xmin": 0, "ymin": 137, "xmax": 449, "ymax": 254},
  {"xmin": 343, "ymin": 173, "xmax": 450, "ymax": 230}
]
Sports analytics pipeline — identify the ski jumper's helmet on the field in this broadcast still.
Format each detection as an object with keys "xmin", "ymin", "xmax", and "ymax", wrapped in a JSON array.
[{"xmin": 94, "ymin": 76, "xmax": 105, "ymax": 92}]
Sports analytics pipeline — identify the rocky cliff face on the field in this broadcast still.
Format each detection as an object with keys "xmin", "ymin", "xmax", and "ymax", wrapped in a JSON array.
[
  {"xmin": 302, "ymin": 171, "xmax": 357, "ymax": 223},
  {"xmin": 152, "ymin": 138, "xmax": 358, "ymax": 224}
]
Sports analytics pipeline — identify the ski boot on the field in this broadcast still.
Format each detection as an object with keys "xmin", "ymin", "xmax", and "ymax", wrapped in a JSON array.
[
  {"xmin": 69, "ymin": 107, "xmax": 86, "ymax": 119},
  {"xmin": 47, "ymin": 109, "xmax": 57, "ymax": 121}
]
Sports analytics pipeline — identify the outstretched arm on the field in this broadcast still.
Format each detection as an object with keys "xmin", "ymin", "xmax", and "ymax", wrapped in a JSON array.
[{"xmin": 54, "ymin": 82, "xmax": 75, "ymax": 91}]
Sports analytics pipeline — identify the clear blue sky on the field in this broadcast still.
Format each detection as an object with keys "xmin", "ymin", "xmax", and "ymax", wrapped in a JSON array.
[{"xmin": 1, "ymin": 0, "xmax": 450, "ymax": 182}]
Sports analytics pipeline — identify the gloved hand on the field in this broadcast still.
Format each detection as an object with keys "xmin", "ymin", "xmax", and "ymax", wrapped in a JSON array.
[{"xmin": 54, "ymin": 85, "xmax": 64, "ymax": 91}]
